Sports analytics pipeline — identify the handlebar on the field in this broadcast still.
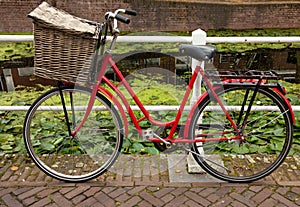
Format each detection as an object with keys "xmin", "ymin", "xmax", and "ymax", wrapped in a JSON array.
[
  {"xmin": 105, "ymin": 9, "xmax": 137, "ymax": 24},
  {"xmin": 102, "ymin": 8, "xmax": 136, "ymax": 37},
  {"xmin": 95, "ymin": 9, "xmax": 136, "ymax": 52},
  {"xmin": 124, "ymin": 9, "xmax": 137, "ymax": 16},
  {"xmin": 115, "ymin": 9, "xmax": 137, "ymax": 24},
  {"xmin": 115, "ymin": 14, "xmax": 130, "ymax": 24}
]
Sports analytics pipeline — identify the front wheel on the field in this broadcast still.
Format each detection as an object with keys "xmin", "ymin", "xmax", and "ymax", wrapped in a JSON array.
[
  {"xmin": 189, "ymin": 86, "xmax": 293, "ymax": 182},
  {"xmin": 23, "ymin": 85, "xmax": 123, "ymax": 182}
]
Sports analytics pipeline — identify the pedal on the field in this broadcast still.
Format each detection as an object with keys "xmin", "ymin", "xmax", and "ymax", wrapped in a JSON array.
[
  {"xmin": 141, "ymin": 128, "xmax": 154, "ymax": 140},
  {"xmin": 141, "ymin": 128, "xmax": 172, "ymax": 147}
]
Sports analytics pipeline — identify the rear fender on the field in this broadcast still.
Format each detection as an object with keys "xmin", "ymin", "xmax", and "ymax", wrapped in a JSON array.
[
  {"xmin": 272, "ymin": 88, "xmax": 296, "ymax": 124},
  {"xmin": 183, "ymin": 89, "xmax": 218, "ymax": 139},
  {"xmin": 183, "ymin": 84, "xmax": 296, "ymax": 139},
  {"xmin": 98, "ymin": 87, "xmax": 129, "ymax": 136}
]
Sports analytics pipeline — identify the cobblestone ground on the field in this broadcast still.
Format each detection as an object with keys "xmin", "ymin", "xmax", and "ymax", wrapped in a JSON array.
[{"xmin": 0, "ymin": 154, "xmax": 299, "ymax": 207}]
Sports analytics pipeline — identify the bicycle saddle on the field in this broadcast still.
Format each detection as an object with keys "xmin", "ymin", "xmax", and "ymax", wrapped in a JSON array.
[{"xmin": 179, "ymin": 44, "xmax": 216, "ymax": 61}]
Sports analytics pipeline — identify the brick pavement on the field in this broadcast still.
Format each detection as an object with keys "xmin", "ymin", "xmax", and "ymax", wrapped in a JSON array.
[{"xmin": 0, "ymin": 153, "xmax": 299, "ymax": 207}]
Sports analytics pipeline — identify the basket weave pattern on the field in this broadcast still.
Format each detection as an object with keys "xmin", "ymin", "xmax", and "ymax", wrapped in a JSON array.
[
  {"xmin": 29, "ymin": 2, "xmax": 97, "ymax": 83},
  {"xmin": 33, "ymin": 23, "xmax": 95, "ymax": 82}
]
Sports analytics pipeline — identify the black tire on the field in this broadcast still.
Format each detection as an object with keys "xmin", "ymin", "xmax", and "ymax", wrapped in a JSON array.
[
  {"xmin": 189, "ymin": 86, "xmax": 293, "ymax": 182},
  {"xmin": 23, "ymin": 85, "xmax": 123, "ymax": 182}
]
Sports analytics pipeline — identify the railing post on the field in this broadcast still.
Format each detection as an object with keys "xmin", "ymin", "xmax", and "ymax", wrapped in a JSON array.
[
  {"xmin": 188, "ymin": 29, "xmax": 207, "ymax": 173},
  {"xmin": 190, "ymin": 29, "xmax": 207, "ymax": 106}
]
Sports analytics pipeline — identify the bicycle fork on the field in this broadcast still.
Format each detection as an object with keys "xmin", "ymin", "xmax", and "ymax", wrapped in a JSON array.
[
  {"xmin": 58, "ymin": 83, "xmax": 99, "ymax": 139},
  {"xmin": 58, "ymin": 82, "xmax": 73, "ymax": 138}
]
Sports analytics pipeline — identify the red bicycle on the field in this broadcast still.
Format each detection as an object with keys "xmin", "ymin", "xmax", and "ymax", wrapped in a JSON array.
[{"xmin": 24, "ymin": 9, "xmax": 295, "ymax": 182}]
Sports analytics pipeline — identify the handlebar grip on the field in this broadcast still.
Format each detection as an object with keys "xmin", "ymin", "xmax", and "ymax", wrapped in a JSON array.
[
  {"xmin": 125, "ymin": 9, "xmax": 137, "ymax": 16},
  {"xmin": 115, "ymin": 14, "xmax": 130, "ymax": 24}
]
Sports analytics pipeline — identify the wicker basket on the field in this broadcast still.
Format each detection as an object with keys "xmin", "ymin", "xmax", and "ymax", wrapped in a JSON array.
[{"xmin": 28, "ymin": 2, "xmax": 98, "ymax": 83}]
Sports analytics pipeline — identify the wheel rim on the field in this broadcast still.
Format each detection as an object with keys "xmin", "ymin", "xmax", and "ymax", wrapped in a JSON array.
[
  {"xmin": 24, "ymin": 86, "xmax": 123, "ymax": 181},
  {"xmin": 190, "ymin": 87, "xmax": 293, "ymax": 182}
]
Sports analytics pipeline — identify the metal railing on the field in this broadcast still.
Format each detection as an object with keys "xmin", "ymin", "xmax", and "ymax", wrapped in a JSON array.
[
  {"xmin": 1, "ymin": 31, "xmax": 300, "ymax": 112},
  {"xmin": 0, "ymin": 105, "xmax": 299, "ymax": 112},
  {"xmin": 1, "ymin": 34, "xmax": 300, "ymax": 43}
]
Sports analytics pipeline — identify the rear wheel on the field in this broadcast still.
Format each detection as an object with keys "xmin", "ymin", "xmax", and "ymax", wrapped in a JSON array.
[
  {"xmin": 23, "ymin": 85, "xmax": 123, "ymax": 182},
  {"xmin": 189, "ymin": 86, "xmax": 293, "ymax": 182}
]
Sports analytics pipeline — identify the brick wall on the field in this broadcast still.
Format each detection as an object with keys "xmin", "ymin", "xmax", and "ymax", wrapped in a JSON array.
[{"xmin": 0, "ymin": 0, "xmax": 299, "ymax": 32}]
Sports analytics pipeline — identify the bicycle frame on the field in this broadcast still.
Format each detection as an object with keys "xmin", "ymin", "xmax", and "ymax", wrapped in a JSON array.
[
  {"xmin": 71, "ymin": 50, "xmax": 244, "ymax": 143},
  {"xmin": 70, "ymin": 12, "xmax": 295, "ymax": 144}
]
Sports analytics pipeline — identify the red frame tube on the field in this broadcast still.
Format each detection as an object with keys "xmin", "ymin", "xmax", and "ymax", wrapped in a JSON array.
[
  {"xmin": 72, "ymin": 53, "xmax": 241, "ymax": 141},
  {"xmin": 72, "ymin": 52, "xmax": 294, "ymax": 144},
  {"xmin": 72, "ymin": 54, "xmax": 111, "ymax": 137}
]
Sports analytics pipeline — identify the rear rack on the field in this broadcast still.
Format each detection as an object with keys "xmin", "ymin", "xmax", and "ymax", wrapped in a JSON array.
[{"xmin": 205, "ymin": 70, "xmax": 280, "ymax": 81}]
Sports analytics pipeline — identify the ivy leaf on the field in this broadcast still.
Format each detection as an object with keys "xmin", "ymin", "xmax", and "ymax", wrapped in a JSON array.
[
  {"xmin": 232, "ymin": 144, "xmax": 250, "ymax": 154},
  {"xmin": 273, "ymin": 128, "xmax": 283, "ymax": 136},
  {"xmin": 145, "ymin": 147, "xmax": 159, "ymax": 155},
  {"xmin": 11, "ymin": 100, "xmax": 26, "ymax": 106},
  {"xmin": 122, "ymin": 138, "xmax": 132, "ymax": 148},
  {"xmin": 270, "ymin": 141, "xmax": 284, "ymax": 152},
  {"xmin": 40, "ymin": 142, "xmax": 55, "ymax": 151},
  {"xmin": 132, "ymin": 142, "xmax": 144, "ymax": 152},
  {"xmin": 1, "ymin": 145, "xmax": 13, "ymax": 150}
]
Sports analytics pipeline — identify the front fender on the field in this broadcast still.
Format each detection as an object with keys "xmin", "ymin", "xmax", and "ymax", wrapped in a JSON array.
[{"xmin": 98, "ymin": 87, "xmax": 129, "ymax": 136}]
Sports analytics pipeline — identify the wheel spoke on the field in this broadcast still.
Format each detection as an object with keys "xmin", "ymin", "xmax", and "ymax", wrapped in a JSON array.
[
  {"xmin": 24, "ymin": 86, "xmax": 123, "ymax": 182},
  {"xmin": 190, "ymin": 87, "xmax": 293, "ymax": 182}
]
